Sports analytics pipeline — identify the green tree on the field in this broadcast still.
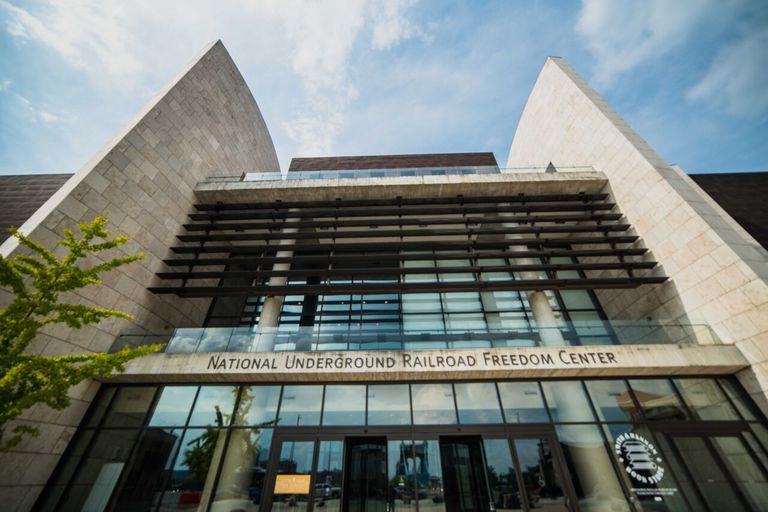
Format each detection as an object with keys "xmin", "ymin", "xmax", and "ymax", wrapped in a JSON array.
[{"xmin": 0, "ymin": 216, "xmax": 161, "ymax": 452}]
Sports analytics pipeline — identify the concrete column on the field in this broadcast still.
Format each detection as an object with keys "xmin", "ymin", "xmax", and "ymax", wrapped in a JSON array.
[{"xmin": 256, "ymin": 211, "xmax": 299, "ymax": 351}]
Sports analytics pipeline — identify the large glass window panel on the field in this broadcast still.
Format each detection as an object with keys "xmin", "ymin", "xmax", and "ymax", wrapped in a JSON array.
[
  {"xmin": 482, "ymin": 439, "xmax": 522, "ymax": 512},
  {"xmin": 441, "ymin": 292, "xmax": 482, "ymax": 312},
  {"xmin": 514, "ymin": 438, "xmax": 568, "ymax": 511},
  {"xmin": 367, "ymin": 385, "xmax": 411, "ymax": 425},
  {"xmin": 235, "ymin": 386, "xmax": 281, "ymax": 426},
  {"xmin": 602, "ymin": 424, "xmax": 691, "ymax": 512},
  {"xmin": 629, "ymin": 379, "xmax": 690, "ymax": 421},
  {"xmin": 454, "ymin": 383, "xmax": 503, "ymax": 424},
  {"xmin": 278, "ymin": 385, "xmax": 322, "ymax": 426},
  {"xmin": 711, "ymin": 435, "xmax": 768, "ymax": 511},
  {"xmin": 718, "ymin": 378, "xmax": 761, "ymax": 421},
  {"xmin": 497, "ymin": 382, "xmax": 549, "ymax": 423},
  {"xmin": 188, "ymin": 386, "xmax": 237, "ymax": 427},
  {"xmin": 555, "ymin": 425, "xmax": 630, "ymax": 511},
  {"xmin": 414, "ymin": 439, "xmax": 445, "ymax": 512},
  {"xmin": 157, "ymin": 428, "xmax": 227, "ymax": 511},
  {"xmin": 197, "ymin": 328, "xmax": 232, "ymax": 352},
  {"xmin": 37, "ymin": 430, "xmax": 96, "ymax": 512},
  {"xmin": 584, "ymin": 380, "xmax": 638, "ymax": 422},
  {"xmin": 149, "ymin": 386, "xmax": 198, "ymax": 427},
  {"xmin": 673, "ymin": 378, "xmax": 740, "ymax": 421},
  {"xmin": 401, "ymin": 293, "xmax": 441, "ymax": 313},
  {"xmin": 111, "ymin": 428, "xmax": 184, "ymax": 512},
  {"xmin": 670, "ymin": 436, "xmax": 748, "ymax": 512},
  {"xmin": 559, "ymin": 289, "xmax": 598, "ymax": 310},
  {"xmin": 388, "ymin": 440, "xmax": 417, "ymax": 512},
  {"xmin": 402, "ymin": 314, "xmax": 445, "ymax": 333},
  {"xmin": 411, "ymin": 384, "xmax": 456, "ymax": 425},
  {"xmin": 272, "ymin": 440, "xmax": 315, "ymax": 512},
  {"xmin": 315, "ymin": 441, "xmax": 344, "ymax": 512},
  {"xmin": 541, "ymin": 381, "xmax": 596, "ymax": 423},
  {"xmin": 55, "ymin": 429, "xmax": 140, "ymax": 512},
  {"xmin": 444, "ymin": 312, "xmax": 486, "ymax": 331},
  {"xmin": 481, "ymin": 290, "xmax": 524, "ymax": 311},
  {"xmin": 211, "ymin": 428, "xmax": 273, "ymax": 512},
  {"xmin": 84, "ymin": 387, "xmax": 116, "ymax": 427},
  {"xmin": 322, "ymin": 385, "xmax": 365, "ymax": 425},
  {"xmin": 102, "ymin": 386, "xmax": 156, "ymax": 428}
]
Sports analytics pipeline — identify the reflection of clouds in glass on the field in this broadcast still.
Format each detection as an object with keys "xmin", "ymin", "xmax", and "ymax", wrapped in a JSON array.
[
  {"xmin": 412, "ymin": 384, "xmax": 455, "ymax": 424},
  {"xmin": 368, "ymin": 384, "xmax": 409, "ymax": 411},
  {"xmin": 189, "ymin": 386, "xmax": 237, "ymax": 426},
  {"xmin": 149, "ymin": 386, "xmax": 197, "ymax": 426}
]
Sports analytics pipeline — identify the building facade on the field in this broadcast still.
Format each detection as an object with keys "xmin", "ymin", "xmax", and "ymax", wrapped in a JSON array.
[{"xmin": 1, "ymin": 41, "xmax": 767, "ymax": 512}]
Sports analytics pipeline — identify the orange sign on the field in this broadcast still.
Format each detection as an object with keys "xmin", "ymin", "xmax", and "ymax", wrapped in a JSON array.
[{"xmin": 274, "ymin": 474, "xmax": 312, "ymax": 494}]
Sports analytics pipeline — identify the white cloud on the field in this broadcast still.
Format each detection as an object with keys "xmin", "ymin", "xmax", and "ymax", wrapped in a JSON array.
[
  {"xmin": 687, "ymin": 26, "xmax": 768, "ymax": 117},
  {"xmin": 15, "ymin": 92, "xmax": 73, "ymax": 124},
  {"xmin": 369, "ymin": 0, "xmax": 424, "ymax": 50},
  {"xmin": 576, "ymin": 0, "xmax": 722, "ymax": 85},
  {"xmin": 1, "ymin": 0, "xmax": 141, "ymax": 85},
  {"xmin": 1, "ymin": 0, "xmax": 424, "ymax": 163}
]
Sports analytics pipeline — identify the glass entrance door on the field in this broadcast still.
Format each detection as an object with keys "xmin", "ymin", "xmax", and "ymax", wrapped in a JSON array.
[
  {"xmin": 345, "ymin": 438, "xmax": 388, "ymax": 512},
  {"xmin": 440, "ymin": 437, "xmax": 490, "ymax": 512}
]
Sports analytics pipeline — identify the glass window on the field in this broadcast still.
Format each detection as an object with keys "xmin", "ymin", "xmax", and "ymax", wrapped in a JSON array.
[
  {"xmin": 367, "ymin": 384, "xmax": 411, "ymax": 425},
  {"xmin": 711, "ymin": 435, "xmax": 768, "ymax": 511},
  {"xmin": 482, "ymin": 439, "xmax": 522, "ymax": 511},
  {"xmin": 414, "ymin": 439, "xmax": 445, "ymax": 511},
  {"xmin": 84, "ymin": 387, "xmax": 116, "ymax": 427},
  {"xmin": 628, "ymin": 379, "xmax": 690, "ymax": 421},
  {"xmin": 388, "ymin": 440, "xmax": 417, "ymax": 512},
  {"xmin": 272, "ymin": 440, "xmax": 315, "ymax": 512},
  {"xmin": 234, "ymin": 386, "xmax": 281, "ymax": 426},
  {"xmin": 157, "ymin": 428, "xmax": 227, "ymax": 511},
  {"xmin": 718, "ymin": 378, "xmax": 760, "ymax": 421},
  {"xmin": 212, "ymin": 428, "xmax": 273, "ymax": 511},
  {"xmin": 411, "ymin": 384, "xmax": 456, "ymax": 425},
  {"xmin": 559, "ymin": 289, "xmax": 597, "ymax": 310},
  {"xmin": 188, "ymin": 386, "xmax": 237, "ymax": 427},
  {"xmin": 454, "ymin": 383, "xmax": 503, "ymax": 424},
  {"xmin": 497, "ymin": 382, "xmax": 549, "ymax": 423},
  {"xmin": 111, "ymin": 428, "xmax": 183, "ymax": 512},
  {"xmin": 278, "ymin": 385, "xmax": 322, "ymax": 426},
  {"xmin": 323, "ymin": 385, "xmax": 365, "ymax": 425},
  {"xmin": 584, "ymin": 380, "xmax": 637, "ymax": 422},
  {"xmin": 602, "ymin": 424, "xmax": 692, "ymax": 511},
  {"xmin": 541, "ymin": 381, "xmax": 596, "ymax": 423},
  {"xmin": 36, "ymin": 430, "xmax": 96, "ymax": 512},
  {"xmin": 102, "ymin": 386, "xmax": 156, "ymax": 428},
  {"xmin": 514, "ymin": 438, "xmax": 568, "ymax": 511},
  {"xmin": 555, "ymin": 424, "xmax": 630, "ymax": 511},
  {"xmin": 55, "ymin": 429, "xmax": 141, "ymax": 512},
  {"xmin": 441, "ymin": 292, "xmax": 482, "ymax": 311},
  {"xmin": 149, "ymin": 386, "xmax": 198, "ymax": 427},
  {"xmin": 315, "ymin": 441, "xmax": 344, "ymax": 512},
  {"xmin": 673, "ymin": 378, "xmax": 740, "ymax": 421}
]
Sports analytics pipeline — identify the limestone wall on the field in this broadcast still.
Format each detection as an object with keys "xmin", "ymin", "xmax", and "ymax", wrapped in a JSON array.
[
  {"xmin": 507, "ymin": 57, "xmax": 768, "ymax": 413},
  {"xmin": 0, "ymin": 40, "xmax": 279, "ymax": 510}
]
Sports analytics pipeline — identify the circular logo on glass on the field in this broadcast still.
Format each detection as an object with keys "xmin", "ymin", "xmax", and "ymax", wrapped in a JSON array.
[{"xmin": 615, "ymin": 433, "xmax": 665, "ymax": 485}]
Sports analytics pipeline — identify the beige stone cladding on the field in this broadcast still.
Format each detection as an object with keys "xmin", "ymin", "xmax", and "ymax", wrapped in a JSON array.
[
  {"xmin": 0, "ymin": 40, "xmax": 279, "ymax": 510},
  {"xmin": 507, "ymin": 57, "xmax": 768, "ymax": 413}
]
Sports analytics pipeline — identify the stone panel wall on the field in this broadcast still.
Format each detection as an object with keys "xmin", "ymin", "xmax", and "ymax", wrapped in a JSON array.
[
  {"xmin": 506, "ymin": 57, "xmax": 768, "ymax": 414},
  {"xmin": 0, "ymin": 40, "xmax": 279, "ymax": 510}
]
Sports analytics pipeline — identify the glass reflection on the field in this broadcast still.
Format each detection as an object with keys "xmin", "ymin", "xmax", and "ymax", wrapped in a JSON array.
[
  {"xmin": 514, "ymin": 438, "xmax": 567, "ymax": 511},
  {"xmin": 278, "ymin": 386, "xmax": 322, "ymax": 426},
  {"xmin": 555, "ymin": 424, "xmax": 630, "ymax": 512},
  {"xmin": 388, "ymin": 440, "xmax": 417, "ymax": 512},
  {"xmin": 235, "ymin": 386, "xmax": 281, "ymax": 426},
  {"xmin": 497, "ymin": 382, "xmax": 549, "ymax": 423},
  {"xmin": 149, "ymin": 386, "xmax": 198, "ymax": 427},
  {"xmin": 211, "ymin": 428, "xmax": 273, "ymax": 512},
  {"xmin": 272, "ymin": 441, "xmax": 315, "ymax": 512},
  {"xmin": 541, "ymin": 381, "xmax": 596, "ymax": 423},
  {"xmin": 368, "ymin": 384, "xmax": 411, "ymax": 425},
  {"xmin": 188, "ymin": 386, "xmax": 237, "ymax": 427},
  {"xmin": 454, "ymin": 382, "xmax": 503, "ymax": 424},
  {"xmin": 414, "ymin": 440, "xmax": 445, "ymax": 512},
  {"xmin": 711, "ymin": 436, "xmax": 768, "ymax": 511},
  {"xmin": 102, "ymin": 386, "xmax": 155, "ymax": 428},
  {"xmin": 323, "ymin": 385, "xmax": 365, "ymax": 425},
  {"xmin": 315, "ymin": 441, "xmax": 345, "ymax": 512},
  {"xmin": 411, "ymin": 384, "xmax": 456, "ymax": 425},
  {"xmin": 584, "ymin": 380, "xmax": 637, "ymax": 422},
  {"xmin": 673, "ymin": 378, "xmax": 740, "ymax": 421},
  {"xmin": 629, "ymin": 379, "xmax": 689, "ymax": 421},
  {"xmin": 157, "ymin": 428, "xmax": 227, "ymax": 511},
  {"xmin": 482, "ymin": 439, "xmax": 522, "ymax": 512}
]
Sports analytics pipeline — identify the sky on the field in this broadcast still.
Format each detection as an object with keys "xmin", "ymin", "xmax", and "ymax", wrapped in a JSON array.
[{"xmin": 0, "ymin": 0, "xmax": 766, "ymax": 176}]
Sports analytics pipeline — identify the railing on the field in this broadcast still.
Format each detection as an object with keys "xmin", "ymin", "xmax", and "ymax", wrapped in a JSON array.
[
  {"xmin": 112, "ymin": 321, "xmax": 720, "ymax": 354},
  {"xmin": 201, "ymin": 165, "xmax": 597, "ymax": 184}
]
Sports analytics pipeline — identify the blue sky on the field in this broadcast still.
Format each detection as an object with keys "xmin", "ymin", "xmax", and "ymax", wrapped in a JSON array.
[{"xmin": 0, "ymin": 0, "xmax": 766, "ymax": 175}]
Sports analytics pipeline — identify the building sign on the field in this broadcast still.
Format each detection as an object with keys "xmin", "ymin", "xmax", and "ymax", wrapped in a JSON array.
[
  {"xmin": 274, "ymin": 474, "xmax": 311, "ymax": 494},
  {"xmin": 205, "ymin": 348, "xmax": 619, "ymax": 373},
  {"xmin": 615, "ymin": 432, "xmax": 678, "ymax": 501}
]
